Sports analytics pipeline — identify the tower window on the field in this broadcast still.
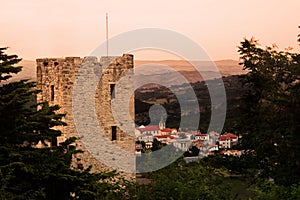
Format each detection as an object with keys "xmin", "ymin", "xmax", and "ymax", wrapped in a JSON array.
[
  {"xmin": 110, "ymin": 84, "xmax": 115, "ymax": 99},
  {"xmin": 51, "ymin": 85, "xmax": 54, "ymax": 101},
  {"xmin": 111, "ymin": 126, "xmax": 117, "ymax": 141},
  {"xmin": 43, "ymin": 61, "xmax": 48, "ymax": 67}
]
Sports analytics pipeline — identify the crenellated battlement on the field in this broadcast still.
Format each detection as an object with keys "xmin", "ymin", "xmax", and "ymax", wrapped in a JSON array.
[{"xmin": 36, "ymin": 54, "xmax": 133, "ymax": 71}]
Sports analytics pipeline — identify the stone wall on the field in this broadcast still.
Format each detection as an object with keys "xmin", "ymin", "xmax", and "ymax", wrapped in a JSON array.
[{"xmin": 36, "ymin": 54, "xmax": 135, "ymax": 173}]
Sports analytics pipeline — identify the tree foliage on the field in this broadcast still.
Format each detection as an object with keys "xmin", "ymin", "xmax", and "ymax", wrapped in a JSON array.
[
  {"xmin": 132, "ymin": 158, "xmax": 231, "ymax": 200},
  {"xmin": 0, "ymin": 47, "xmax": 22, "ymax": 81},
  {"xmin": 249, "ymin": 178, "xmax": 300, "ymax": 200},
  {"xmin": 238, "ymin": 36, "xmax": 300, "ymax": 186}
]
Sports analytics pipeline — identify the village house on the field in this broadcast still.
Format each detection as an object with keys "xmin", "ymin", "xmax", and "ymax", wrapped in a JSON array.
[
  {"xmin": 220, "ymin": 149, "xmax": 242, "ymax": 157},
  {"xmin": 161, "ymin": 128, "xmax": 177, "ymax": 135},
  {"xmin": 155, "ymin": 135, "xmax": 174, "ymax": 144},
  {"xmin": 135, "ymin": 143, "xmax": 143, "ymax": 155},
  {"xmin": 145, "ymin": 142, "xmax": 153, "ymax": 149},
  {"xmin": 137, "ymin": 132, "xmax": 154, "ymax": 143},
  {"xmin": 207, "ymin": 144, "xmax": 219, "ymax": 152},
  {"xmin": 135, "ymin": 125, "xmax": 161, "ymax": 136},
  {"xmin": 195, "ymin": 133, "xmax": 209, "ymax": 141},
  {"xmin": 218, "ymin": 133, "xmax": 238, "ymax": 149},
  {"xmin": 171, "ymin": 137, "xmax": 192, "ymax": 152}
]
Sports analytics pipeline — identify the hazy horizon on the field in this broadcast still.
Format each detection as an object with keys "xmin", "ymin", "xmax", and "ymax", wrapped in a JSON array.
[{"xmin": 1, "ymin": 0, "xmax": 300, "ymax": 61}]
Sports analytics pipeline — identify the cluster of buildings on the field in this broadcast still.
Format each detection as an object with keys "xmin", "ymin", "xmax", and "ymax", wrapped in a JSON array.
[{"xmin": 135, "ymin": 121, "xmax": 242, "ymax": 158}]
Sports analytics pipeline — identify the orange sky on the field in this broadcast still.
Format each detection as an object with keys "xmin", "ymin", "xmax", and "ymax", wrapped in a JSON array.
[{"xmin": 1, "ymin": 0, "xmax": 300, "ymax": 61}]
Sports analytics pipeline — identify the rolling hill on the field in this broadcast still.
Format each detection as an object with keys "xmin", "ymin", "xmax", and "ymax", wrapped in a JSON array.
[{"xmin": 9, "ymin": 59, "xmax": 245, "ymax": 85}]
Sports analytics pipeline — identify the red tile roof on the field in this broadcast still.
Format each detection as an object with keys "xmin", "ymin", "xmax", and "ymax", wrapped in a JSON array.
[
  {"xmin": 219, "ymin": 133, "xmax": 238, "ymax": 141},
  {"xmin": 137, "ymin": 125, "xmax": 160, "ymax": 132},
  {"xmin": 161, "ymin": 128, "xmax": 177, "ymax": 132},
  {"xmin": 155, "ymin": 135, "xmax": 174, "ymax": 139},
  {"xmin": 226, "ymin": 133, "xmax": 238, "ymax": 139},
  {"xmin": 220, "ymin": 149, "xmax": 241, "ymax": 155},
  {"xmin": 195, "ymin": 133, "xmax": 208, "ymax": 137},
  {"xmin": 219, "ymin": 135, "xmax": 230, "ymax": 141}
]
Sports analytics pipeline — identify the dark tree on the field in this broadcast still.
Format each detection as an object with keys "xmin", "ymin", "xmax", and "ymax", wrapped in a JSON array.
[
  {"xmin": 184, "ymin": 146, "xmax": 200, "ymax": 157},
  {"xmin": 0, "ymin": 47, "xmax": 22, "ymax": 81},
  {"xmin": 238, "ymin": 36, "xmax": 300, "ymax": 186}
]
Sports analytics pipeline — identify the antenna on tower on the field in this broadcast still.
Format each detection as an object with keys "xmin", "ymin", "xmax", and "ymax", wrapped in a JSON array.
[{"xmin": 106, "ymin": 12, "xmax": 108, "ymax": 57}]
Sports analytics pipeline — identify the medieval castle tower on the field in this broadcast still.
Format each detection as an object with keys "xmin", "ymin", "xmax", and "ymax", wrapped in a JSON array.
[{"xmin": 36, "ymin": 54, "xmax": 135, "ymax": 172}]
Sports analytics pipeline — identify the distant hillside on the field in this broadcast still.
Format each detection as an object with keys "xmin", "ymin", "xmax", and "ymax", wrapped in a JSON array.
[
  {"xmin": 135, "ymin": 59, "xmax": 244, "ymax": 74},
  {"xmin": 134, "ymin": 59, "xmax": 246, "ymax": 85},
  {"xmin": 8, "ymin": 60, "xmax": 36, "ymax": 82},
  {"xmin": 135, "ymin": 75, "xmax": 245, "ymax": 131},
  {"xmin": 213, "ymin": 59, "xmax": 245, "ymax": 76},
  {"xmin": 8, "ymin": 59, "xmax": 246, "ymax": 84}
]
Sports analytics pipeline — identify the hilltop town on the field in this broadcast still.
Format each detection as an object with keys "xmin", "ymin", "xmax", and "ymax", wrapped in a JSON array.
[{"xmin": 135, "ymin": 121, "xmax": 242, "ymax": 160}]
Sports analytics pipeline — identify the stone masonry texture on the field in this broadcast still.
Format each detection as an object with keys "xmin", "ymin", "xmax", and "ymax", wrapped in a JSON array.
[{"xmin": 36, "ymin": 54, "xmax": 135, "ymax": 174}]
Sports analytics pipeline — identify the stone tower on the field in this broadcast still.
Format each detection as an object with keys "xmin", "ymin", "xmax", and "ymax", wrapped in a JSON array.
[{"xmin": 36, "ymin": 54, "xmax": 135, "ymax": 172}]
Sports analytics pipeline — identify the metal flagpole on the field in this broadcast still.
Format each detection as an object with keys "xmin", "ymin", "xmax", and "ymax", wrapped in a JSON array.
[{"xmin": 106, "ymin": 12, "xmax": 108, "ymax": 57}]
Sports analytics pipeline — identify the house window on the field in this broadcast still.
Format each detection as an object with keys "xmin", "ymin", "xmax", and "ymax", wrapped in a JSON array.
[
  {"xmin": 111, "ymin": 126, "xmax": 117, "ymax": 141},
  {"xmin": 110, "ymin": 84, "xmax": 115, "ymax": 99},
  {"xmin": 50, "ymin": 85, "xmax": 54, "ymax": 101}
]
